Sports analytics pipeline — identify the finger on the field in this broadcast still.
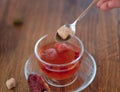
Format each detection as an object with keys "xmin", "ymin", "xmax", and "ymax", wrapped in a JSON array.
[
  {"xmin": 108, "ymin": 1, "xmax": 120, "ymax": 8},
  {"xmin": 100, "ymin": 2, "xmax": 111, "ymax": 11},
  {"xmin": 97, "ymin": 0, "xmax": 107, "ymax": 7}
]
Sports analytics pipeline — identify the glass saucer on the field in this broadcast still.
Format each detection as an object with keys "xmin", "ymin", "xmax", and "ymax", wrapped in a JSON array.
[{"xmin": 24, "ymin": 51, "xmax": 97, "ymax": 92}]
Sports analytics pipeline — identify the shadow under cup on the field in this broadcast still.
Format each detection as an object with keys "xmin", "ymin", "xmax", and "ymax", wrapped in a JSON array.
[{"xmin": 34, "ymin": 33, "xmax": 84, "ymax": 87}]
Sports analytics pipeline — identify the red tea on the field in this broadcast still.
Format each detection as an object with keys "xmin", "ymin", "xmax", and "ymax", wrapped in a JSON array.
[{"xmin": 38, "ymin": 42, "xmax": 82, "ymax": 80}]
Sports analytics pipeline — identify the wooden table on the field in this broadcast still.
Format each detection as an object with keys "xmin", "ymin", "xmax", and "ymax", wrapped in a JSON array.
[{"xmin": 0, "ymin": 0, "xmax": 120, "ymax": 92}]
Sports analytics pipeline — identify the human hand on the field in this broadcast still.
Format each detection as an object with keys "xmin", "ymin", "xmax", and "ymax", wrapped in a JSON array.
[{"xmin": 97, "ymin": 0, "xmax": 120, "ymax": 10}]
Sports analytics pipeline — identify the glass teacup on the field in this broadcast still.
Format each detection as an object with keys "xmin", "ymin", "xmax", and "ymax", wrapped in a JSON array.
[{"xmin": 34, "ymin": 32, "xmax": 84, "ymax": 87}]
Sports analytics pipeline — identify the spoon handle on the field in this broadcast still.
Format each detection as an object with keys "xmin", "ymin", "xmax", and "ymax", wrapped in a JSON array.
[{"xmin": 75, "ymin": 0, "xmax": 98, "ymax": 22}]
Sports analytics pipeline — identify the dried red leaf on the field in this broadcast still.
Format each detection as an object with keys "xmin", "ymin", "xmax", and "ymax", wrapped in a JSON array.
[{"xmin": 28, "ymin": 74, "xmax": 50, "ymax": 92}]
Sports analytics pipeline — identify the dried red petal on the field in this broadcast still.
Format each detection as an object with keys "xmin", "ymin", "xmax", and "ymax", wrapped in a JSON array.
[
  {"xmin": 28, "ymin": 74, "xmax": 50, "ymax": 92},
  {"xmin": 41, "ymin": 48, "xmax": 57, "ymax": 61},
  {"xmin": 74, "ymin": 51, "xmax": 80, "ymax": 59},
  {"xmin": 55, "ymin": 43, "xmax": 69, "ymax": 53}
]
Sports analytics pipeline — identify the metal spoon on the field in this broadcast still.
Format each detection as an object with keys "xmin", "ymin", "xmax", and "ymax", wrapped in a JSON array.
[{"xmin": 56, "ymin": 0, "xmax": 98, "ymax": 42}]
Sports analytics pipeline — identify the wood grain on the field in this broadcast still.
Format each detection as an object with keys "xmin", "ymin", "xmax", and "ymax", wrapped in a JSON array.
[{"xmin": 0, "ymin": 0, "xmax": 120, "ymax": 92}]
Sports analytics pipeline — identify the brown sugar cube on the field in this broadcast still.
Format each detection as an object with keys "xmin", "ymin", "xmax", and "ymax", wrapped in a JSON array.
[
  {"xmin": 6, "ymin": 78, "xmax": 16, "ymax": 89},
  {"xmin": 57, "ymin": 26, "xmax": 74, "ymax": 40}
]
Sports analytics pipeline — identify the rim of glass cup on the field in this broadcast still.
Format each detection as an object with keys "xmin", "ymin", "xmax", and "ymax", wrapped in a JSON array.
[{"xmin": 34, "ymin": 34, "xmax": 84, "ymax": 67}]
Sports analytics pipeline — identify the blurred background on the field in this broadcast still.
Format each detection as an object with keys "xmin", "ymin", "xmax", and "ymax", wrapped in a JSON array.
[{"xmin": 0, "ymin": 0, "xmax": 120, "ymax": 92}]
